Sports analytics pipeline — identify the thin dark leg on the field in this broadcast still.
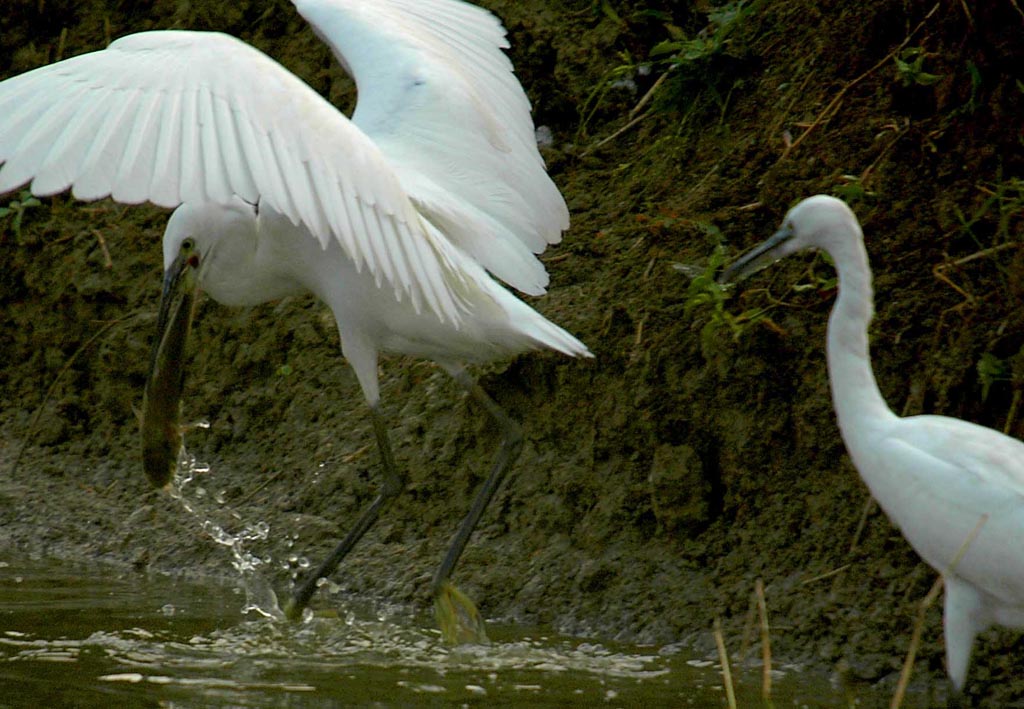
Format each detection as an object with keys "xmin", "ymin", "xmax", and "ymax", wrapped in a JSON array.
[
  {"xmin": 432, "ymin": 366, "xmax": 523, "ymax": 642},
  {"xmin": 285, "ymin": 407, "xmax": 405, "ymax": 620}
]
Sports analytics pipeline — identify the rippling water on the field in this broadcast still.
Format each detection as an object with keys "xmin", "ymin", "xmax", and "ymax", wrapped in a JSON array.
[{"xmin": 0, "ymin": 556, "xmax": 925, "ymax": 707}]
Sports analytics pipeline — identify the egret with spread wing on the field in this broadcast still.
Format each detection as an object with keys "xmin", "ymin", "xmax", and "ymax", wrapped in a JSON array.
[
  {"xmin": 0, "ymin": 0, "xmax": 592, "ymax": 643},
  {"xmin": 722, "ymin": 195, "xmax": 1024, "ymax": 695}
]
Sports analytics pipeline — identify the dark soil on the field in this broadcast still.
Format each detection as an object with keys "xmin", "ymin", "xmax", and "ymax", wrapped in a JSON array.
[{"xmin": 2, "ymin": 0, "xmax": 1023, "ymax": 705}]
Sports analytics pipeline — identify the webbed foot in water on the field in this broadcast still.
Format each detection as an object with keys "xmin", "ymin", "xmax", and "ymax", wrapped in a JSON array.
[{"xmin": 434, "ymin": 580, "xmax": 488, "ymax": 645}]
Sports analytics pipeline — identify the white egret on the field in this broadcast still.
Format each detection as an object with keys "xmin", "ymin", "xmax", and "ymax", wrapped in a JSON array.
[
  {"xmin": 722, "ymin": 195, "xmax": 1024, "ymax": 694},
  {"xmin": 0, "ymin": 0, "xmax": 593, "ymax": 642}
]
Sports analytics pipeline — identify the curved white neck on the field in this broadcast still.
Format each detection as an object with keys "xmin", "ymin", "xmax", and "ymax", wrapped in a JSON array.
[{"xmin": 825, "ymin": 234, "xmax": 898, "ymax": 449}]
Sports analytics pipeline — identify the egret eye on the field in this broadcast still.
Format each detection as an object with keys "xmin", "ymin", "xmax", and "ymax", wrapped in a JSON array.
[{"xmin": 181, "ymin": 237, "xmax": 196, "ymax": 253}]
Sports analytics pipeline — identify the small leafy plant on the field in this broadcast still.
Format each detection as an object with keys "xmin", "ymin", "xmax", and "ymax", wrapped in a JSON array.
[
  {"xmin": 649, "ymin": 1, "xmax": 752, "ymax": 71},
  {"xmin": 894, "ymin": 47, "xmax": 942, "ymax": 87},
  {"xmin": 678, "ymin": 236, "xmax": 767, "ymax": 353},
  {"xmin": 978, "ymin": 352, "xmax": 1010, "ymax": 402},
  {"xmin": 0, "ymin": 189, "xmax": 41, "ymax": 240}
]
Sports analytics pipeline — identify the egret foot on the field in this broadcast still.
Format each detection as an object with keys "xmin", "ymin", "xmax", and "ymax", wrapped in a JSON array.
[{"xmin": 435, "ymin": 581, "xmax": 488, "ymax": 645}]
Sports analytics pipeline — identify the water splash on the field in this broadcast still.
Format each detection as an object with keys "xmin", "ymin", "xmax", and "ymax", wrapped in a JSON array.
[{"xmin": 165, "ymin": 430, "xmax": 285, "ymax": 621}]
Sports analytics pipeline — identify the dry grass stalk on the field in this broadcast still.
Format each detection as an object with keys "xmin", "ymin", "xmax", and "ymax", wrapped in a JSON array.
[
  {"xmin": 92, "ymin": 229, "xmax": 113, "ymax": 268},
  {"xmin": 714, "ymin": 616, "xmax": 738, "ymax": 709},
  {"xmin": 832, "ymin": 495, "xmax": 876, "ymax": 595},
  {"xmin": 755, "ymin": 578, "xmax": 772, "ymax": 701},
  {"xmin": 891, "ymin": 576, "xmax": 943, "ymax": 709},
  {"xmin": 780, "ymin": 2, "xmax": 940, "ymax": 160}
]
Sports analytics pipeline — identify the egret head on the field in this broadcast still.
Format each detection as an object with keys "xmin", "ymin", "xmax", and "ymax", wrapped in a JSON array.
[
  {"xmin": 162, "ymin": 199, "xmax": 259, "ymax": 283},
  {"xmin": 140, "ymin": 198, "xmax": 255, "ymax": 488},
  {"xmin": 721, "ymin": 195, "xmax": 859, "ymax": 283}
]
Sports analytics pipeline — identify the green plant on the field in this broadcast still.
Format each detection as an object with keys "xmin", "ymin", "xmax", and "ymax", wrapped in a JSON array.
[
  {"xmin": 578, "ymin": 1, "xmax": 755, "ymax": 143},
  {"xmin": 963, "ymin": 60, "xmax": 982, "ymax": 114},
  {"xmin": 954, "ymin": 174, "xmax": 1024, "ymax": 251},
  {"xmin": 978, "ymin": 352, "xmax": 1010, "ymax": 401},
  {"xmin": 650, "ymin": 2, "xmax": 751, "ymax": 69},
  {"xmin": 832, "ymin": 175, "xmax": 877, "ymax": 204},
  {"xmin": 894, "ymin": 47, "xmax": 942, "ymax": 87},
  {"xmin": 678, "ymin": 237, "xmax": 767, "ymax": 352},
  {"xmin": 591, "ymin": 0, "xmax": 623, "ymax": 23},
  {"xmin": 0, "ymin": 189, "xmax": 41, "ymax": 239},
  {"xmin": 650, "ymin": 1, "xmax": 754, "ymax": 118},
  {"xmin": 577, "ymin": 50, "xmax": 643, "ymax": 141}
]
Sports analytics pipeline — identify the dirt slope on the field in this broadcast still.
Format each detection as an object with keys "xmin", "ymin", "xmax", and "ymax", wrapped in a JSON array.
[{"xmin": 2, "ymin": 0, "xmax": 1023, "ymax": 704}]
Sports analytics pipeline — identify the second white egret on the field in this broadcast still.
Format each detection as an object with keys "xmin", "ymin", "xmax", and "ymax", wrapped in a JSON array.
[
  {"xmin": 0, "ymin": 0, "xmax": 593, "ymax": 642},
  {"xmin": 722, "ymin": 195, "xmax": 1024, "ymax": 695}
]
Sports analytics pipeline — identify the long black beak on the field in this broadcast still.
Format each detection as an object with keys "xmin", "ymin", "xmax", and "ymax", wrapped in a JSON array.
[
  {"xmin": 141, "ymin": 249, "xmax": 199, "ymax": 488},
  {"xmin": 719, "ymin": 224, "xmax": 795, "ymax": 284}
]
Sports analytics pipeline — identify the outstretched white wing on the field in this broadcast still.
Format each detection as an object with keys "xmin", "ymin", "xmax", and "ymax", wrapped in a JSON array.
[
  {"xmin": 0, "ymin": 30, "xmax": 470, "ymax": 324},
  {"xmin": 294, "ymin": 0, "xmax": 569, "ymax": 296}
]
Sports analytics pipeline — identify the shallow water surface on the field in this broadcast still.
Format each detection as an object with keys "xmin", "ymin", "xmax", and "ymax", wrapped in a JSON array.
[{"xmin": 0, "ymin": 557, "xmax": 909, "ymax": 707}]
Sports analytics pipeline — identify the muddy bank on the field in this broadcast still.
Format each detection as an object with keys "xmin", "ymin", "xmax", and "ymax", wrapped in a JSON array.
[{"xmin": 2, "ymin": 0, "xmax": 1023, "ymax": 704}]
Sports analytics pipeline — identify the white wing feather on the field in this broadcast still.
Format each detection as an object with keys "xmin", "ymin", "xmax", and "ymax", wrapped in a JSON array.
[
  {"xmin": 0, "ymin": 30, "xmax": 469, "ymax": 324},
  {"xmin": 864, "ymin": 418, "xmax": 1024, "ymax": 604},
  {"xmin": 293, "ymin": 0, "xmax": 568, "ymax": 296}
]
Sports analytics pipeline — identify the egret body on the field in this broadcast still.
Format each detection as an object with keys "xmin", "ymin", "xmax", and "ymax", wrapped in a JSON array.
[
  {"xmin": 0, "ymin": 0, "xmax": 592, "ymax": 642},
  {"xmin": 723, "ymin": 195, "xmax": 1024, "ymax": 693}
]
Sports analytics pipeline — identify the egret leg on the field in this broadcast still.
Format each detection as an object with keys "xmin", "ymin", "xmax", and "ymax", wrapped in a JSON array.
[
  {"xmin": 285, "ymin": 406, "xmax": 405, "ymax": 620},
  {"xmin": 433, "ymin": 365, "xmax": 524, "ymax": 644},
  {"xmin": 943, "ymin": 576, "xmax": 985, "ymax": 695}
]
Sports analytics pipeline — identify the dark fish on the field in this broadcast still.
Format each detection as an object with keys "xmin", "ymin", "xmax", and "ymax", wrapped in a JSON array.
[{"xmin": 141, "ymin": 249, "xmax": 198, "ymax": 488}]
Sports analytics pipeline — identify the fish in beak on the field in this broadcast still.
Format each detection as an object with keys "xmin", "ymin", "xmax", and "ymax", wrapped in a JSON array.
[{"xmin": 141, "ymin": 241, "xmax": 200, "ymax": 488}]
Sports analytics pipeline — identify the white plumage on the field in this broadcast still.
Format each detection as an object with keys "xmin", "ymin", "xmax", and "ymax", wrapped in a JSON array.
[
  {"xmin": 723, "ymin": 195, "xmax": 1024, "ymax": 692},
  {"xmin": 0, "ymin": 0, "xmax": 590, "ymax": 640}
]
